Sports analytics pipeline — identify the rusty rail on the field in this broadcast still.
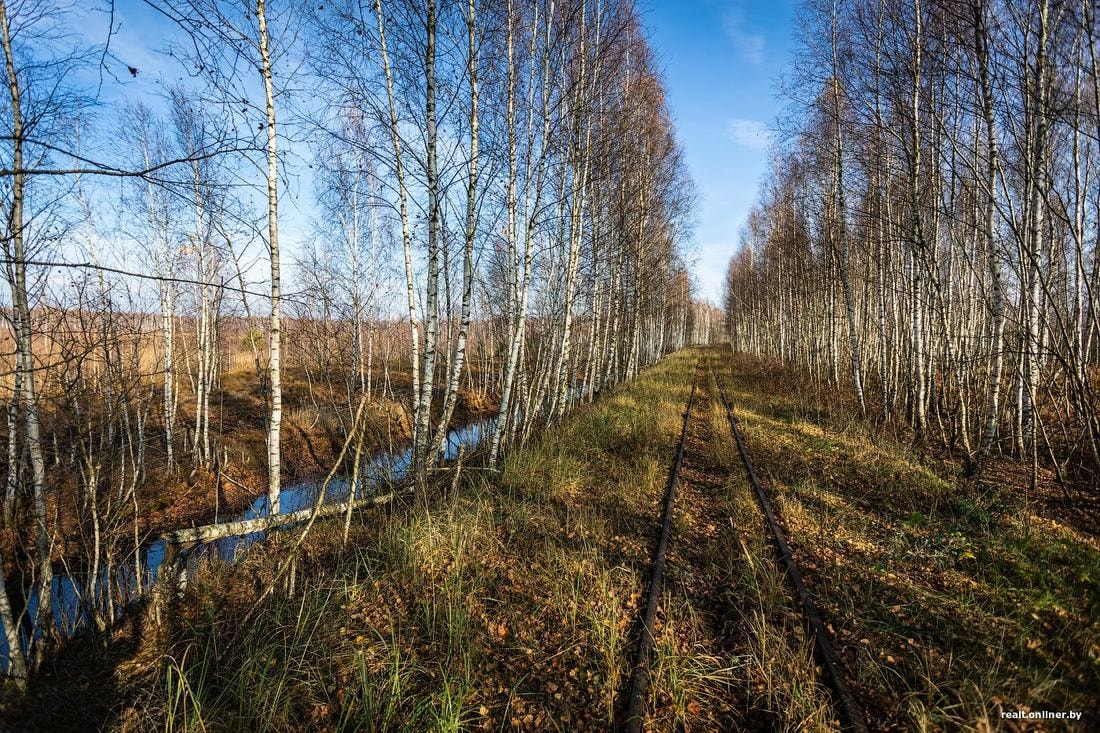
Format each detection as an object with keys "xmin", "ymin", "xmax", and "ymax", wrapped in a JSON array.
[
  {"xmin": 713, "ymin": 368, "xmax": 869, "ymax": 733},
  {"xmin": 621, "ymin": 362, "xmax": 699, "ymax": 733}
]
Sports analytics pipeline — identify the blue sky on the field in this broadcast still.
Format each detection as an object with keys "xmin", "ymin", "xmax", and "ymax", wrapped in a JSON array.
[
  {"xmin": 643, "ymin": 0, "xmax": 796, "ymax": 302},
  {"xmin": 71, "ymin": 0, "xmax": 795, "ymax": 305}
]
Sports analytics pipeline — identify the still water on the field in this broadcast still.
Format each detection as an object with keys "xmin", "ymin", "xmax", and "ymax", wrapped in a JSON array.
[{"xmin": 0, "ymin": 415, "xmax": 499, "ymax": 672}]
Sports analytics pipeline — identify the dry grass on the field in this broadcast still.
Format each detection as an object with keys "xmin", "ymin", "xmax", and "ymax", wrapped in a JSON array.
[
  {"xmin": 715, "ymin": 349, "xmax": 1100, "ymax": 731},
  {"xmin": 6, "ymin": 346, "xmax": 1095, "ymax": 732},
  {"xmin": 81, "ymin": 352, "xmax": 699, "ymax": 731}
]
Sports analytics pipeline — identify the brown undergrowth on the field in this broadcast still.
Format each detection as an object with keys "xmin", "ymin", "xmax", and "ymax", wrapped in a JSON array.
[
  {"xmin": 3, "ymin": 346, "xmax": 1094, "ymax": 731},
  {"xmin": 2, "ymin": 361, "xmax": 496, "ymax": 571},
  {"xmin": 715, "ymin": 348, "xmax": 1100, "ymax": 731},
  {"xmin": 2, "ymin": 352, "xmax": 702, "ymax": 730}
]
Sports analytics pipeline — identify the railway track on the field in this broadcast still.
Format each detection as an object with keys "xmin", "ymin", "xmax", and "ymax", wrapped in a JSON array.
[
  {"xmin": 713, "ymin": 366, "xmax": 869, "ymax": 733},
  {"xmin": 621, "ymin": 361, "xmax": 700, "ymax": 733},
  {"xmin": 619, "ymin": 359, "xmax": 868, "ymax": 732}
]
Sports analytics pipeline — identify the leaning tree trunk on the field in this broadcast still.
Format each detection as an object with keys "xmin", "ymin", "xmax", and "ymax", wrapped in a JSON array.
[{"xmin": 375, "ymin": 0, "xmax": 422, "ymax": 467}]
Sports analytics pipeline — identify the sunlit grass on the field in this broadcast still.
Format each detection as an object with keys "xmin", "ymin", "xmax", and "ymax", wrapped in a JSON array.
[
  {"xmin": 120, "ymin": 351, "xmax": 699, "ymax": 730},
  {"xmin": 102, "ymin": 346, "xmax": 1100, "ymax": 730},
  {"xmin": 714, "ymin": 349, "xmax": 1100, "ymax": 728}
]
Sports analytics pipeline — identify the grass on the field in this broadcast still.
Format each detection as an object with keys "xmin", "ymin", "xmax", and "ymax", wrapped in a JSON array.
[
  {"xmin": 647, "ymin": 596, "xmax": 739, "ymax": 729},
  {"xmin": 7, "ymin": 346, "xmax": 1097, "ymax": 731},
  {"xmin": 93, "ymin": 352, "xmax": 698, "ymax": 732},
  {"xmin": 716, "ymin": 351, "xmax": 1100, "ymax": 730}
]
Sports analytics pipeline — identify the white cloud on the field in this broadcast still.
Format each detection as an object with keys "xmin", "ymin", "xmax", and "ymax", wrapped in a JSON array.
[
  {"xmin": 726, "ymin": 118, "xmax": 772, "ymax": 151},
  {"xmin": 722, "ymin": 4, "xmax": 765, "ymax": 65}
]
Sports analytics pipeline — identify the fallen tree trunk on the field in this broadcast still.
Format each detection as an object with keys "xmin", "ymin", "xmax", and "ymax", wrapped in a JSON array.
[{"xmin": 159, "ymin": 488, "xmax": 410, "ymax": 545}]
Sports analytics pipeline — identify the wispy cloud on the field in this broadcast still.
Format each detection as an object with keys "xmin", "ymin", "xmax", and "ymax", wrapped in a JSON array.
[
  {"xmin": 722, "ymin": 3, "xmax": 765, "ymax": 65},
  {"xmin": 726, "ymin": 118, "xmax": 772, "ymax": 151}
]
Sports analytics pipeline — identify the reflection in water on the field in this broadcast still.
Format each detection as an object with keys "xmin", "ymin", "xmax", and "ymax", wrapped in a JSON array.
[
  {"xmin": 1, "ymin": 414, "xmax": 503, "ymax": 672},
  {"xmin": 1, "ymin": 383, "xmax": 596, "ymax": 671}
]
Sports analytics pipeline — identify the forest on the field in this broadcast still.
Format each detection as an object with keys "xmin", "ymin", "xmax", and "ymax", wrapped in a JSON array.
[
  {"xmin": 0, "ymin": 0, "xmax": 1097, "ymax": 730},
  {"xmin": 724, "ymin": 0, "xmax": 1100, "ymax": 494},
  {"xmin": 0, "ymin": 0, "xmax": 702, "ymax": 686}
]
